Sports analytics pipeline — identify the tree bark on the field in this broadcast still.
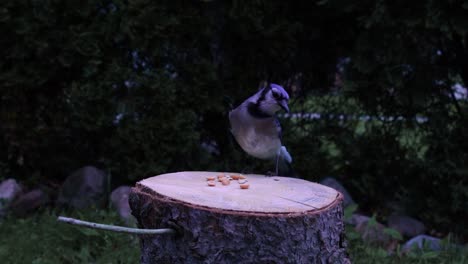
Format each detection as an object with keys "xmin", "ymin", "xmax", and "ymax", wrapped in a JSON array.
[{"xmin": 129, "ymin": 171, "xmax": 350, "ymax": 264}]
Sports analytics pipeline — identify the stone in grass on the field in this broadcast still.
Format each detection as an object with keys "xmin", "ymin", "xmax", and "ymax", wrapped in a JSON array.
[
  {"xmin": 58, "ymin": 166, "xmax": 108, "ymax": 209},
  {"xmin": 387, "ymin": 214, "xmax": 426, "ymax": 238},
  {"xmin": 0, "ymin": 179, "xmax": 23, "ymax": 217},
  {"xmin": 11, "ymin": 189, "xmax": 49, "ymax": 217},
  {"xmin": 320, "ymin": 177, "xmax": 355, "ymax": 207},
  {"xmin": 402, "ymin": 235, "xmax": 442, "ymax": 252},
  {"xmin": 355, "ymin": 217, "xmax": 393, "ymax": 248},
  {"xmin": 345, "ymin": 213, "xmax": 370, "ymax": 226},
  {"xmin": 110, "ymin": 186, "xmax": 135, "ymax": 224}
]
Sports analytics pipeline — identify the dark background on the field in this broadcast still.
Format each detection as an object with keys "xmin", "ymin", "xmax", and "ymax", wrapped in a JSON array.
[{"xmin": 1, "ymin": 0, "xmax": 467, "ymax": 240}]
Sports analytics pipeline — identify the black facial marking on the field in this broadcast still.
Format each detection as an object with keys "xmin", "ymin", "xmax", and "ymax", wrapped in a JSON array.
[
  {"xmin": 247, "ymin": 102, "xmax": 273, "ymax": 119},
  {"xmin": 257, "ymin": 86, "xmax": 270, "ymax": 104},
  {"xmin": 272, "ymin": 89, "xmax": 282, "ymax": 100}
]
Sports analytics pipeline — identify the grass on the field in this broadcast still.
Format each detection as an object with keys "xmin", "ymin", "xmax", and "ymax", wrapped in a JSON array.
[
  {"xmin": 0, "ymin": 209, "xmax": 139, "ymax": 263},
  {"xmin": 0, "ymin": 210, "xmax": 467, "ymax": 263},
  {"xmin": 349, "ymin": 239, "xmax": 468, "ymax": 264},
  {"xmin": 347, "ymin": 226, "xmax": 468, "ymax": 264}
]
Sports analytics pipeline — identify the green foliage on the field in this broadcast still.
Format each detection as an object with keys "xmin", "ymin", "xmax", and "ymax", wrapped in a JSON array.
[
  {"xmin": 1, "ymin": 211, "xmax": 466, "ymax": 264},
  {"xmin": 344, "ymin": 204, "xmax": 359, "ymax": 221},
  {"xmin": 349, "ymin": 238, "xmax": 468, "ymax": 264},
  {"xmin": 0, "ymin": 210, "xmax": 139, "ymax": 263},
  {"xmin": 0, "ymin": 0, "xmax": 218, "ymax": 181},
  {"xmin": 346, "ymin": 221, "xmax": 468, "ymax": 264},
  {"xmin": 367, "ymin": 214, "xmax": 378, "ymax": 228},
  {"xmin": 383, "ymin": 227, "xmax": 403, "ymax": 241},
  {"xmin": 291, "ymin": 93, "xmax": 467, "ymax": 238}
]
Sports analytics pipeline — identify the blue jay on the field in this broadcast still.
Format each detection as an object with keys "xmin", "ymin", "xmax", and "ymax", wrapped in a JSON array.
[{"xmin": 229, "ymin": 83, "xmax": 293, "ymax": 176}]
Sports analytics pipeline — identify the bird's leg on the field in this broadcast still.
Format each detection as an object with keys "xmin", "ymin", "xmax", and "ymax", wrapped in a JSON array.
[{"xmin": 275, "ymin": 149, "xmax": 281, "ymax": 176}]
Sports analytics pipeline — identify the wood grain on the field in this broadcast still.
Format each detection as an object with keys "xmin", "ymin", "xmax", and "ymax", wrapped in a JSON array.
[{"xmin": 138, "ymin": 171, "xmax": 339, "ymax": 214}]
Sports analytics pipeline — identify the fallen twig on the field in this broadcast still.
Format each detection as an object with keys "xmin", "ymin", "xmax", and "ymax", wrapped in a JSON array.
[{"xmin": 57, "ymin": 216, "xmax": 176, "ymax": 235}]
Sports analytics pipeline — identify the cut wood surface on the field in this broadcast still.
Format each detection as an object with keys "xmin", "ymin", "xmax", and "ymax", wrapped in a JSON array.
[
  {"xmin": 138, "ymin": 171, "xmax": 339, "ymax": 215},
  {"xmin": 130, "ymin": 171, "xmax": 350, "ymax": 264}
]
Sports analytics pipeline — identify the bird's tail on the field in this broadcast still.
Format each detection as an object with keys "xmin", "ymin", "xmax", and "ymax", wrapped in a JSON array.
[{"xmin": 276, "ymin": 146, "xmax": 296, "ymax": 177}]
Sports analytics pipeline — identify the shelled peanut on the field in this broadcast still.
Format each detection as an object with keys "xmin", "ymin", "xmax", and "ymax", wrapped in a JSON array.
[{"xmin": 205, "ymin": 173, "xmax": 249, "ymax": 189}]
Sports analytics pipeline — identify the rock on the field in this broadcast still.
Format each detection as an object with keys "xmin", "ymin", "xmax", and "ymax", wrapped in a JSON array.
[
  {"xmin": 58, "ymin": 166, "xmax": 108, "ymax": 209},
  {"xmin": 402, "ymin": 235, "xmax": 442, "ymax": 252},
  {"xmin": 388, "ymin": 214, "xmax": 426, "ymax": 237},
  {"xmin": 110, "ymin": 186, "xmax": 135, "ymax": 224},
  {"xmin": 355, "ymin": 217, "xmax": 393, "ymax": 248},
  {"xmin": 0, "ymin": 179, "xmax": 23, "ymax": 217},
  {"xmin": 11, "ymin": 189, "xmax": 49, "ymax": 217},
  {"xmin": 0, "ymin": 179, "xmax": 22, "ymax": 202},
  {"xmin": 345, "ymin": 213, "xmax": 370, "ymax": 226},
  {"xmin": 320, "ymin": 177, "xmax": 355, "ymax": 207}
]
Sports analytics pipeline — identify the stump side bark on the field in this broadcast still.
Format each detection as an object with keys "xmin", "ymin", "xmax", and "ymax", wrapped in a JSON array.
[{"xmin": 129, "ymin": 171, "xmax": 350, "ymax": 264}]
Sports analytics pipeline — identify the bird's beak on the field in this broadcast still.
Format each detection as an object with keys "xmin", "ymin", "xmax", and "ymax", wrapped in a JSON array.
[{"xmin": 279, "ymin": 100, "xmax": 289, "ymax": 113}]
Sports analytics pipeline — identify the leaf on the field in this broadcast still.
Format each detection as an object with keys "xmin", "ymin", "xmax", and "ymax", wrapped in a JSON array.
[
  {"xmin": 421, "ymin": 251, "xmax": 440, "ymax": 259},
  {"xmin": 347, "ymin": 230, "xmax": 361, "ymax": 240},
  {"xmin": 367, "ymin": 214, "xmax": 378, "ymax": 228},
  {"xmin": 317, "ymin": 0, "xmax": 329, "ymax": 6},
  {"xmin": 0, "ymin": 245, "xmax": 7, "ymax": 257},
  {"xmin": 59, "ymin": 234, "xmax": 75, "ymax": 242},
  {"xmin": 383, "ymin": 227, "xmax": 403, "ymax": 241},
  {"xmin": 344, "ymin": 204, "xmax": 358, "ymax": 220},
  {"xmin": 78, "ymin": 228, "xmax": 100, "ymax": 237},
  {"xmin": 375, "ymin": 248, "xmax": 387, "ymax": 257}
]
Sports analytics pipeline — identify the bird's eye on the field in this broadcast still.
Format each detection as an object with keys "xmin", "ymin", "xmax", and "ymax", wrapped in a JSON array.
[{"xmin": 272, "ymin": 90, "xmax": 281, "ymax": 100}]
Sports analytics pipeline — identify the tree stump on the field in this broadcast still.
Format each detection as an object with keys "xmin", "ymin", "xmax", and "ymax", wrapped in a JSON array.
[{"xmin": 129, "ymin": 171, "xmax": 350, "ymax": 264}]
